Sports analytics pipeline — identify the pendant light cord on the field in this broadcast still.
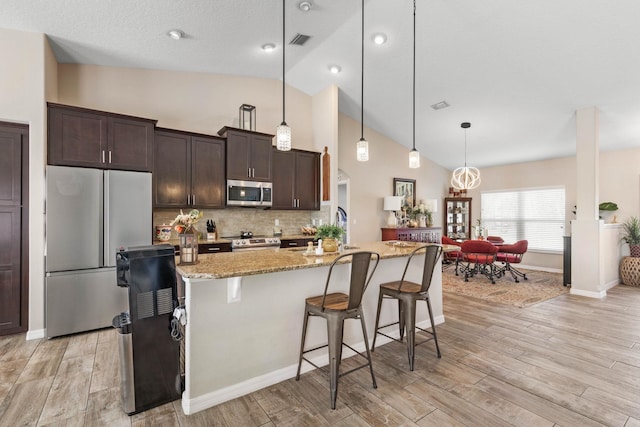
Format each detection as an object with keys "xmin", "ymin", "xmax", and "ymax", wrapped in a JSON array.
[
  {"xmin": 412, "ymin": 0, "xmax": 416, "ymax": 150},
  {"xmin": 281, "ymin": 0, "xmax": 286, "ymax": 125},
  {"xmin": 360, "ymin": 0, "xmax": 364, "ymax": 140}
]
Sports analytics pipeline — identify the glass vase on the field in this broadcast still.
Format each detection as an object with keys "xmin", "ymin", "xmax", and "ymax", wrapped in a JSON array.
[{"xmin": 179, "ymin": 231, "xmax": 198, "ymax": 265}]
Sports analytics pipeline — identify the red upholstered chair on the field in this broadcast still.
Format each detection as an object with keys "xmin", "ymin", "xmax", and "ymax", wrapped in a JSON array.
[
  {"xmin": 441, "ymin": 236, "xmax": 463, "ymax": 274},
  {"xmin": 486, "ymin": 235, "xmax": 504, "ymax": 245},
  {"xmin": 459, "ymin": 240, "xmax": 500, "ymax": 283},
  {"xmin": 496, "ymin": 240, "xmax": 528, "ymax": 282}
]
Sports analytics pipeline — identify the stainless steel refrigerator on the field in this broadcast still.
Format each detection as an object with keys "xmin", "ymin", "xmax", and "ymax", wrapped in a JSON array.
[{"xmin": 45, "ymin": 165, "xmax": 152, "ymax": 338}]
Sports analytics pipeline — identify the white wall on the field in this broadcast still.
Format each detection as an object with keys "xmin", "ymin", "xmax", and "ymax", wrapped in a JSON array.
[
  {"xmin": 0, "ymin": 28, "xmax": 49, "ymax": 336},
  {"xmin": 57, "ymin": 64, "xmax": 314, "ymax": 149},
  {"xmin": 337, "ymin": 113, "xmax": 452, "ymax": 244}
]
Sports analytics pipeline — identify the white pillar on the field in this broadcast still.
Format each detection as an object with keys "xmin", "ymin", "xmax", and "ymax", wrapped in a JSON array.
[{"xmin": 570, "ymin": 107, "xmax": 605, "ymax": 297}]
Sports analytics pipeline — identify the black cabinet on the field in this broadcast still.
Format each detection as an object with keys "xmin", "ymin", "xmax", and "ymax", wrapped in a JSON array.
[
  {"xmin": 48, "ymin": 103, "xmax": 156, "ymax": 172},
  {"xmin": 272, "ymin": 148, "xmax": 320, "ymax": 210},
  {"xmin": 218, "ymin": 127, "xmax": 273, "ymax": 182},
  {"xmin": 280, "ymin": 237, "xmax": 315, "ymax": 248},
  {"xmin": 153, "ymin": 128, "xmax": 225, "ymax": 208}
]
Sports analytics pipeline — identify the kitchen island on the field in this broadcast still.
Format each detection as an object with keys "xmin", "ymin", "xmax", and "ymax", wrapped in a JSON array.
[{"xmin": 176, "ymin": 241, "xmax": 448, "ymax": 415}]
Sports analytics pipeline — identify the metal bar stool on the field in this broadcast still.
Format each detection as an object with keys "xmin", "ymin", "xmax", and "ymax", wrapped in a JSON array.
[
  {"xmin": 371, "ymin": 245, "xmax": 443, "ymax": 371},
  {"xmin": 295, "ymin": 251, "xmax": 380, "ymax": 409}
]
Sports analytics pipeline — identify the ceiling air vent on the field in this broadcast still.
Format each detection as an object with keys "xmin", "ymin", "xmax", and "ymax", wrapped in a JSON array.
[{"xmin": 290, "ymin": 33, "xmax": 311, "ymax": 46}]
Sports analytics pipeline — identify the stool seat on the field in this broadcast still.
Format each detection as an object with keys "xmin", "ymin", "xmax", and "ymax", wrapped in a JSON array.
[
  {"xmin": 380, "ymin": 281, "xmax": 422, "ymax": 293},
  {"xmin": 296, "ymin": 251, "xmax": 380, "ymax": 410}
]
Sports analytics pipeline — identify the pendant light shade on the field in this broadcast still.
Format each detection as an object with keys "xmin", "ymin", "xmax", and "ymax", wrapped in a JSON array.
[
  {"xmin": 451, "ymin": 122, "xmax": 481, "ymax": 190},
  {"xmin": 276, "ymin": 0, "xmax": 291, "ymax": 151},
  {"xmin": 356, "ymin": 0, "xmax": 369, "ymax": 162},
  {"xmin": 409, "ymin": 149, "xmax": 420, "ymax": 168},
  {"xmin": 408, "ymin": 0, "xmax": 419, "ymax": 169}
]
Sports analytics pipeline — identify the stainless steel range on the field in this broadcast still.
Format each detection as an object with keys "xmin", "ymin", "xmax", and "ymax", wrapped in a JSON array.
[{"xmin": 231, "ymin": 236, "xmax": 281, "ymax": 251}]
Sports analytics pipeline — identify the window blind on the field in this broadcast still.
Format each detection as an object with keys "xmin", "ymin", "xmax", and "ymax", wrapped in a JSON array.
[{"xmin": 481, "ymin": 187, "xmax": 565, "ymax": 252}]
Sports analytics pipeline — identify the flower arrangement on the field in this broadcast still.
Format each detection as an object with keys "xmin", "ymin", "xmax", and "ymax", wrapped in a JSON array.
[
  {"xmin": 473, "ymin": 218, "xmax": 485, "ymax": 239},
  {"xmin": 170, "ymin": 209, "xmax": 203, "ymax": 234},
  {"xmin": 406, "ymin": 201, "xmax": 433, "ymax": 226}
]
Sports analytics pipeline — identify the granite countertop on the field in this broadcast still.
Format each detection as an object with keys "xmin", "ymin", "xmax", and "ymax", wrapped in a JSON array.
[{"xmin": 176, "ymin": 241, "xmax": 459, "ymax": 280}]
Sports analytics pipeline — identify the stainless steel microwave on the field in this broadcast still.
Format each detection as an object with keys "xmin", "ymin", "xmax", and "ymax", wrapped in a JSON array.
[{"xmin": 226, "ymin": 179, "xmax": 272, "ymax": 207}]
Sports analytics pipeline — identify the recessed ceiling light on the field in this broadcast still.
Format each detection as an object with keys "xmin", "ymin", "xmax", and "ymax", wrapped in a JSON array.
[
  {"xmin": 262, "ymin": 43, "xmax": 276, "ymax": 52},
  {"xmin": 431, "ymin": 101, "xmax": 450, "ymax": 110},
  {"xmin": 167, "ymin": 29, "xmax": 184, "ymax": 40},
  {"xmin": 328, "ymin": 65, "xmax": 342, "ymax": 74},
  {"xmin": 298, "ymin": 1, "xmax": 312, "ymax": 12},
  {"xmin": 372, "ymin": 33, "xmax": 387, "ymax": 45}
]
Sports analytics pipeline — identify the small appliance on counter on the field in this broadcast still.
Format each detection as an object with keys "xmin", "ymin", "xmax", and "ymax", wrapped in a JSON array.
[{"xmin": 113, "ymin": 244, "xmax": 182, "ymax": 415}]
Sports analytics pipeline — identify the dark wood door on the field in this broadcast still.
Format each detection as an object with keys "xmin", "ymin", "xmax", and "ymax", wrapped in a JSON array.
[
  {"xmin": 153, "ymin": 130, "xmax": 190, "ymax": 207},
  {"xmin": 250, "ymin": 134, "xmax": 273, "ymax": 181},
  {"xmin": 48, "ymin": 106, "xmax": 107, "ymax": 168},
  {"xmin": 295, "ymin": 151, "xmax": 320, "ymax": 210},
  {"xmin": 0, "ymin": 123, "xmax": 28, "ymax": 335},
  {"xmin": 271, "ymin": 150, "xmax": 295, "ymax": 209},
  {"xmin": 191, "ymin": 136, "xmax": 226, "ymax": 208},
  {"xmin": 107, "ymin": 117, "xmax": 154, "ymax": 172},
  {"xmin": 226, "ymin": 130, "xmax": 251, "ymax": 180}
]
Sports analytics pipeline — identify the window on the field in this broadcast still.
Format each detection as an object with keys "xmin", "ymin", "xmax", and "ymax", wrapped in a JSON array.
[{"xmin": 481, "ymin": 187, "xmax": 565, "ymax": 252}]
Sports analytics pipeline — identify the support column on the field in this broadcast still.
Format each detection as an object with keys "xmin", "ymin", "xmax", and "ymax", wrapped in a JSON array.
[{"xmin": 570, "ymin": 106, "xmax": 605, "ymax": 297}]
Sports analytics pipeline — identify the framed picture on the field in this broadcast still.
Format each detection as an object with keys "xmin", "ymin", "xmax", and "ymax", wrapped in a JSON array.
[{"xmin": 393, "ymin": 178, "xmax": 416, "ymax": 209}]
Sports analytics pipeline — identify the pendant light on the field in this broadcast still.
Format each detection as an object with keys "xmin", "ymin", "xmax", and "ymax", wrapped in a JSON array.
[
  {"xmin": 276, "ymin": 0, "xmax": 291, "ymax": 151},
  {"xmin": 408, "ymin": 0, "xmax": 420, "ymax": 169},
  {"xmin": 451, "ymin": 122, "xmax": 481, "ymax": 190},
  {"xmin": 356, "ymin": 0, "xmax": 369, "ymax": 162}
]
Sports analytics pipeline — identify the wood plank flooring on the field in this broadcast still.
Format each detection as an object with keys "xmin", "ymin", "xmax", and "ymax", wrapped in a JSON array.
[{"xmin": 1, "ymin": 285, "xmax": 639, "ymax": 426}]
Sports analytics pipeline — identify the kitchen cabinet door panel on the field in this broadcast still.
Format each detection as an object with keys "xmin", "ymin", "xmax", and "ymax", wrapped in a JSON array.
[
  {"xmin": 295, "ymin": 151, "xmax": 320, "ymax": 210},
  {"xmin": 48, "ymin": 107, "xmax": 107, "ymax": 167},
  {"xmin": 154, "ymin": 131, "xmax": 190, "ymax": 207},
  {"xmin": 191, "ymin": 136, "xmax": 226, "ymax": 208},
  {"xmin": 108, "ymin": 117, "xmax": 154, "ymax": 171},
  {"xmin": 271, "ymin": 150, "xmax": 295, "ymax": 209}
]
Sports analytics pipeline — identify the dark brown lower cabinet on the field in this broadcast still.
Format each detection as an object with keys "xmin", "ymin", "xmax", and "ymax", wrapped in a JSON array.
[{"xmin": 0, "ymin": 123, "xmax": 29, "ymax": 335}]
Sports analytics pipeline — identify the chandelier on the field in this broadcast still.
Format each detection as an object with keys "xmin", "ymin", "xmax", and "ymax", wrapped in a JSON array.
[{"xmin": 451, "ymin": 122, "xmax": 481, "ymax": 190}]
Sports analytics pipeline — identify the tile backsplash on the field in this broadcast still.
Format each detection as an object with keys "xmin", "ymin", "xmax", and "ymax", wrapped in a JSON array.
[{"xmin": 154, "ymin": 205, "xmax": 332, "ymax": 239}]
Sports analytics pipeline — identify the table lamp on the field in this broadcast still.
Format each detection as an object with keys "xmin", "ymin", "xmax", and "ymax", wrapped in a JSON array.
[{"xmin": 383, "ymin": 196, "xmax": 402, "ymax": 227}]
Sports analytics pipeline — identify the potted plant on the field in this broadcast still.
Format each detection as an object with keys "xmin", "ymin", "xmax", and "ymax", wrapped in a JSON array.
[
  {"xmin": 621, "ymin": 216, "xmax": 640, "ymax": 257},
  {"xmin": 315, "ymin": 224, "xmax": 344, "ymax": 253}
]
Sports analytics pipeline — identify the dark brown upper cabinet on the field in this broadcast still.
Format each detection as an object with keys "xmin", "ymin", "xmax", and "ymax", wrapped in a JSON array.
[
  {"xmin": 218, "ymin": 127, "xmax": 273, "ymax": 182},
  {"xmin": 47, "ymin": 103, "xmax": 156, "ymax": 172},
  {"xmin": 153, "ymin": 128, "xmax": 226, "ymax": 209},
  {"xmin": 272, "ymin": 148, "xmax": 320, "ymax": 210}
]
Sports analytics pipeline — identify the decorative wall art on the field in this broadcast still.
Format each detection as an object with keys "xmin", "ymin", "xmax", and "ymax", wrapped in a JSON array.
[{"xmin": 393, "ymin": 178, "xmax": 416, "ymax": 209}]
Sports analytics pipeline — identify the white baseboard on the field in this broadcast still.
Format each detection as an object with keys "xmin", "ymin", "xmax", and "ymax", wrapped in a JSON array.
[
  {"xmin": 26, "ymin": 329, "xmax": 45, "ymax": 340},
  {"xmin": 182, "ymin": 315, "xmax": 445, "ymax": 415},
  {"xmin": 570, "ymin": 288, "xmax": 607, "ymax": 298}
]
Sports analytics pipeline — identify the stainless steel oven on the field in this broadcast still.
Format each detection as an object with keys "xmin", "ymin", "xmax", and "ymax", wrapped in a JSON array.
[
  {"xmin": 231, "ymin": 237, "xmax": 281, "ymax": 251},
  {"xmin": 227, "ymin": 179, "xmax": 272, "ymax": 207}
]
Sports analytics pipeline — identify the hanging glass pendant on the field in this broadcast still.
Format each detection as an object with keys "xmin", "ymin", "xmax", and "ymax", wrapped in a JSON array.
[
  {"xmin": 276, "ymin": 122, "xmax": 291, "ymax": 151},
  {"xmin": 409, "ymin": 148, "xmax": 420, "ymax": 168},
  {"xmin": 356, "ymin": 137, "xmax": 369, "ymax": 162}
]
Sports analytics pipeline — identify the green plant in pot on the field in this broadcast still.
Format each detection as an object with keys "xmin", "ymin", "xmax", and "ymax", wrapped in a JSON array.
[
  {"xmin": 315, "ymin": 224, "xmax": 344, "ymax": 253},
  {"xmin": 621, "ymin": 216, "xmax": 640, "ymax": 257}
]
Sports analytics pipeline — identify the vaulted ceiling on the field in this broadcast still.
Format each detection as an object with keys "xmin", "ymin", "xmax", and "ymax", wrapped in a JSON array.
[{"xmin": 3, "ymin": 0, "xmax": 640, "ymax": 170}]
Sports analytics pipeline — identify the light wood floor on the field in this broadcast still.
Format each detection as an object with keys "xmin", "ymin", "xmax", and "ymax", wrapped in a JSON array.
[{"xmin": 2, "ymin": 285, "xmax": 640, "ymax": 426}]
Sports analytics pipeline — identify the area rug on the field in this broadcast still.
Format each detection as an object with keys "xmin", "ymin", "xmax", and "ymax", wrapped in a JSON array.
[{"xmin": 442, "ymin": 266, "xmax": 569, "ymax": 308}]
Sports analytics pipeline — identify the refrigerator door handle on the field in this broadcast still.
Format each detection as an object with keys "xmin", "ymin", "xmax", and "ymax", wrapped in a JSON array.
[{"xmin": 102, "ymin": 150, "xmax": 105, "ymax": 164}]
